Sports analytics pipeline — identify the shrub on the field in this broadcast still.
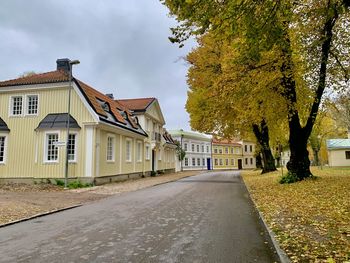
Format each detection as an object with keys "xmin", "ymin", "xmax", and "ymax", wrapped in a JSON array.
[
  {"xmin": 150, "ymin": 171, "xmax": 157, "ymax": 177},
  {"xmin": 55, "ymin": 179, "xmax": 65, "ymax": 186},
  {"xmin": 68, "ymin": 181, "xmax": 92, "ymax": 189},
  {"xmin": 279, "ymin": 172, "xmax": 299, "ymax": 184}
]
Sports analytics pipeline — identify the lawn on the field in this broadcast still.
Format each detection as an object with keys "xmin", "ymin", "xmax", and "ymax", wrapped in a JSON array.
[{"xmin": 241, "ymin": 167, "xmax": 350, "ymax": 263}]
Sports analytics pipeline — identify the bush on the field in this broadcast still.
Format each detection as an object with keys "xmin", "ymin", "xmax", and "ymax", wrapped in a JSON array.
[
  {"xmin": 54, "ymin": 179, "xmax": 92, "ymax": 189},
  {"xmin": 150, "ymin": 171, "xmax": 157, "ymax": 177},
  {"xmin": 55, "ymin": 179, "xmax": 65, "ymax": 186},
  {"xmin": 68, "ymin": 181, "xmax": 92, "ymax": 189},
  {"xmin": 279, "ymin": 172, "xmax": 299, "ymax": 184}
]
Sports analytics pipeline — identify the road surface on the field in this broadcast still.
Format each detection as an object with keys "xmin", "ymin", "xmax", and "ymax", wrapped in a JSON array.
[{"xmin": 0, "ymin": 171, "xmax": 279, "ymax": 262}]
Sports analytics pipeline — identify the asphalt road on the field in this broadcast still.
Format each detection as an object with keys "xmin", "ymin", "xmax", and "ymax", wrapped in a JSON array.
[{"xmin": 0, "ymin": 171, "xmax": 279, "ymax": 263}]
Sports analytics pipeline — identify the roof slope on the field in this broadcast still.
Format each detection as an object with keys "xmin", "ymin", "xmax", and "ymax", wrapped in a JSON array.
[
  {"xmin": 326, "ymin": 139, "xmax": 350, "ymax": 150},
  {"xmin": 212, "ymin": 137, "xmax": 242, "ymax": 146},
  {"xmin": 0, "ymin": 70, "xmax": 69, "ymax": 87},
  {"xmin": 0, "ymin": 70, "xmax": 146, "ymax": 136},
  {"xmin": 117, "ymin": 98, "xmax": 155, "ymax": 112},
  {"xmin": 168, "ymin": 129, "xmax": 212, "ymax": 141}
]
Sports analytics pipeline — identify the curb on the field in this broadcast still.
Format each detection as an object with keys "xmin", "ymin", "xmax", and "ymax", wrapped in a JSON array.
[
  {"xmin": 239, "ymin": 173, "xmax": 291, "ymax": 263},
  {"xmin": 0, "ymin": 204, "xmax": 82, "ymax": 228},
  {"xmin": 256, "ymin": 209, "xmax": 291, "ymax": 263}
]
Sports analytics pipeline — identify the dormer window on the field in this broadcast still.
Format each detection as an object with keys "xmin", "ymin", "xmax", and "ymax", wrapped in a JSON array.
[{"xmin": 102, "ymin": 102, "xmax": 110, "ymax": 112}]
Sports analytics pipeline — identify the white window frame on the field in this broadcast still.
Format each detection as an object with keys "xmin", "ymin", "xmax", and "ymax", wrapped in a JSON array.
[
  {"xmin": 145, "ymin": 144, "xmax": 150, "ymax": 160},
  {"xmin": 26, "ymin": 94, "xmax": 39, "ymax": 116},
  {"xmin": 158, "ymin": 148, "xmax": 162, "ymax": 161},
  {"xmin": 9, "ymin": 95, "xmax": 24, "ymax": 117},
  {"xmin": 0, "ymin": 134, "xmax": 8, "ymax": 164},
  {"xmin": 184, "ymin": 143, "xmax": 188, "ymax": 151},
  {"xmin": 136, "ymin": 141, "xmax": 142, "ymax": 162},
  {"xmin": 201, "ymin": 145, "xmax": 204, "ymax": 153},
  {"xmin": 206, "ymin": 145, "xmax": 209, "ymax": 153},
  {"xmin": 107, "ymin": 135, "xmax": 115, "ymax": 162},
  {"xmin": 68, "ymin": 132, "xmax": 78, "ymax": 163},
  {"xmin": 126, "ymin": 138, "xmax": 132, "ymax": 162},
  {"xmin": 197, "ymin": 158, "xmax": 200, "ymax": 166},
  {"xmin": 44, "ymin": 131, "xmax": 60, "ymax": 163},
  {"xmin": 192, "ymin": 158, "xmax": 195, "ymax": 166}
]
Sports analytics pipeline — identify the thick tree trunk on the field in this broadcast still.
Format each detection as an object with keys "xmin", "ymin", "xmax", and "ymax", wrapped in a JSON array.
[
  {"xmin": 286, "ymin": 125, "xmax": 312, "ymax": 179},
  {"xmin": 252, "ymin": 120, "xmax": 277, "ymax": 174}
]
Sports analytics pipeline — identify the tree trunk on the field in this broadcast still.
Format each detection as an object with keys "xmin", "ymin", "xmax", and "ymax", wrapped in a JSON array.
[
  {"xmin": 252, "ymin": 120, "xmax": 277, "ymax": 174},
  {"xmin": 286, "ymin": 125, "xmax": 312, "ymax": 179}
]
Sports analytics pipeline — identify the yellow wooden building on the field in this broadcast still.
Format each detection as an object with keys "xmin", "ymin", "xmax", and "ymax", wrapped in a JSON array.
[
  {"xmin": 212, "ymin": 138, "xmax": 256, "ymax": 170},
  {"xmin": 0, "ymin": 58, "xmax": 176, "ymax": 184}
]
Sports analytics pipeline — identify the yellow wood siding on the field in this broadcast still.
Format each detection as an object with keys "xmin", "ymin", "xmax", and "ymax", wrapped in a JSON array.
[{"xmin": 0, "ymin": 86, "xmax": 95, "ymax": 178}]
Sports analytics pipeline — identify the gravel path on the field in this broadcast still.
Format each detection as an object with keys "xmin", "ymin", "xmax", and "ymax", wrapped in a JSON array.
[{"xmin": 0, "ymin": 171, "xmax": 200, "ymax": 225}]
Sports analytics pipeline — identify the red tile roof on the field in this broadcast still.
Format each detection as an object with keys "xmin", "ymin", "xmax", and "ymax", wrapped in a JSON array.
[
  {"xmin": 0, "ymin": 70, "xmax": 141, "ymax": 131},
  {"xmin": 212, "ymin": 137, "xmax": 242, "ymax": 146},
  {"xmin": 118, "ymin": 98, "xmax": 155, "ymax": 111},
  {"xmin": 0, "ymin": 70, "xmax": 69, "ymax": 87}
]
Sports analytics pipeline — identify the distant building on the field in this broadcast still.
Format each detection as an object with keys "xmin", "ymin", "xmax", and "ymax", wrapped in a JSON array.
[
  {"xmin": 169, "ymin": 130, "xmax": 212, "ymax": 171},
  {"xmin": 326, "ymin": 139, "xmax": 350, "ymax": 167},
  {"xmin": 212, "ymin": 138, "xmax": 256, "ymax": 170}
]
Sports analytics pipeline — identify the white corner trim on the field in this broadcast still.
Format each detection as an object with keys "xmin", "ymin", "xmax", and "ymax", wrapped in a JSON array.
[{"xmin": 85, "ymin": 126, "xmax": 94, "ymax": 177}]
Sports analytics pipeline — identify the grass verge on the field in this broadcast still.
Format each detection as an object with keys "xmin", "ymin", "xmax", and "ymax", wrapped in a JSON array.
[{"xmin": 241, "ymin": 167, "xmax": 350, "ymax": 263}]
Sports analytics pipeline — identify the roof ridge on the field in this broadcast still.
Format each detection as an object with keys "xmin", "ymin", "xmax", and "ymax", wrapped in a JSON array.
[
  {"xmin": 118, "ymin": 97, "xmax": 156, "ymax": 101},
  {"xmin": 0, "ymin": 70, "xmax": 67, "ymax": 84}
]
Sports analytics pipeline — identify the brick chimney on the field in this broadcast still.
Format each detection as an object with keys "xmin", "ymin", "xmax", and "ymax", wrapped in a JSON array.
[{"xmin": 56, "ymin": 58, "xmax": 71, "ymax": 74}]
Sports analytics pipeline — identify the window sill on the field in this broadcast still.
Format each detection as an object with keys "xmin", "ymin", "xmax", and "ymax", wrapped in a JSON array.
[
  {"xmin": 44, "ymin": 161, "xmax": 59, "ymax": 164},
  {"xmin": 126, "ymin": 160, "xmax": 132, "ymax": 163},
  {"xmin": 106, "ymin": 160, "xmax": 115, "ymax": 163}
]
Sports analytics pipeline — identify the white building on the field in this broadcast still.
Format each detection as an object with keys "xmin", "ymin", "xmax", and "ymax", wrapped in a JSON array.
[{"xmin": 169, "ymin": 129, "xmax": 212, "ymax": 171}]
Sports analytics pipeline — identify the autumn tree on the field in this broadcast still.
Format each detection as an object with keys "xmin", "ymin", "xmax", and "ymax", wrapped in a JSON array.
[
  {"xmin": 161, "ymin": 0, "xmax": 350, "ymax": 182},
  {"xmin": 186, "ymin": 34, "xmax": 283, "ymax": 173}
]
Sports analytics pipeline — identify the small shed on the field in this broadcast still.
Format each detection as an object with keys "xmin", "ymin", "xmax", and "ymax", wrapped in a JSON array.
[{"xmin": 326, "ymin": 139, "xmax": 350, "ymax": 167}]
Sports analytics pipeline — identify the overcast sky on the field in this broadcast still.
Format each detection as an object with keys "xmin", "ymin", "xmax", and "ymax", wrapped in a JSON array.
[{"xmin": 0, "ymin": 0, "xmax": 195, "ymax": 130}]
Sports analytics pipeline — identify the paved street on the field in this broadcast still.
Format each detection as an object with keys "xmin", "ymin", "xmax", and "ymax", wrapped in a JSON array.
[{"xmin": 0, "ymin": 171, "xmax": 279, "ymax": 263}]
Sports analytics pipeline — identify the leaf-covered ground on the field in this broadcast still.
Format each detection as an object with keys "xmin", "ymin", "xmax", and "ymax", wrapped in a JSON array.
[{"xmin": 241, "ymin": 168, "xmax": 350, "ymax": 263}]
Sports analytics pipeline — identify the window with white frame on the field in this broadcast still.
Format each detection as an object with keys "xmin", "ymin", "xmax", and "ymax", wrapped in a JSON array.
[
  {"xmin": 137, "ymin": 141, "xmax": 142, "ymax": 162},
  {"xmin": 206, "ymin": 145, "xmax": 209, "ymax": 153},
  {"xmin": 231, "ymin": 148, "xmax": 234, "ymax": 154},
  {"xmin": 231, "ymin": 159, "xmax": 235, "ymax": 165},
  {"xmin": 27, "ymin": 95, "xmax": 38, "ymax": 115},
  {"xmin": 197, "ymin": 145, "xmax": 199, "ymax": 152},
  {"xmin": 126, "ymin": 139, "xmax": 132, "ymax": 162},
  {"xmin": 201, "ymin": 145, "xmax": 204, "ymax": 152},
  {"xmin": 145, "ymin": 144, "xmax": 150, "ymax": 160},
  {"xmin": 225, "ymin": 148, "xmax": 228, "ymax": 154},
  {"xmin": 225, "ymin": 159, "xmax": 229, "ymax": 165},
  {"xmin": 107, "ymin": 136, "xmax": 115, "ymax": 162},
  {"xmin": 184, "ymin": 143, "xmax": 188, "ymax": 151},
  {"xmin": 0, "ymin": 136, "xmax": 6, "ymax": 163},
  {"xmin": 68, "ymin": 133, "xmax": 77, "ymax": 162},
  {"xmin": 11, "ymin": 96, "xmax": 23, "ymax": 116},
  {"xmin": 45, "ymin": 133, "xmax": 59, "ymax": 162},
  {"xmin": 236, "ymin": 148, "xmax": 240, "ymax": 154},
  {"xmin": 191, "ymin": 144, "xmax": 195, "ymax": 152},
  {"xmin": 214, "ymin": 159, "xmax": 218, "ymax": 165},
  {"xmin": 197, "ymin": 158, "xmax": 200, "ymax": 166},
  {"xmin": 192, "ymin": 158, "xmax": 195, "ymax": 166},
  {"xmin": 250, "ymin": 158, "xmax": 253, "ymax": 165},
  {"xmin": 214, "ymin": 148, "xmax": 218, "ymax": 154},
  {"xmin": 250, "ymin": 145, "xmax": 253, "ymax": 152},
  {"xmin": 219, "ymin": 159, "xmax": 223, "ymax": 165},
  {"xmin": 202, "ymin": 158, "xmax": 205, "ymax": 166},
  {"xmin": 184, "ymin": 158, "xmax": 188, "ymax": 166}
]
